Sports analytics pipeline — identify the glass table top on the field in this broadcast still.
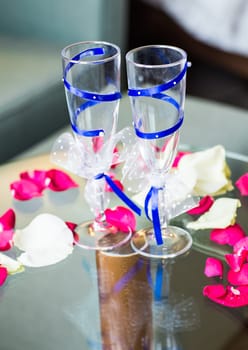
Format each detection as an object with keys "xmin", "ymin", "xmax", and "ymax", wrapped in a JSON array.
[{"xmin": 0, "ymin": 150, "xmax": 248, "ymax": 350}]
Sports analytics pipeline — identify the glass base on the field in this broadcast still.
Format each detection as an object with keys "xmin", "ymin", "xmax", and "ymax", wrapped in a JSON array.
[
  {"xmin": 131, "ymin": 225, "xmax": 192, "ymax": 259},
  {"xmin": 74, "ymin": 220, "xmax": 132, "ymax": 251}
]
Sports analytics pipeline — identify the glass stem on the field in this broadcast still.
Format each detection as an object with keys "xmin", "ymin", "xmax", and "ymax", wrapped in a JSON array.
[{"xmin": 93, "ymin": 178, "xmax": 107, "ymax": 224}]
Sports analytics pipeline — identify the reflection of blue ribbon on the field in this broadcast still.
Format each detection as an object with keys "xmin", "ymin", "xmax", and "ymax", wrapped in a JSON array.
[
  {"xmin": 113, "ymin": 258, "xmax": 144, "ymax": 293},
  {"xmin": 63, "ymin": 47, "xmax": 121, "ymax": 137},
  {"xmin": 144, "ymin": 186, "xmax": 163, "ymax": 245},
  {"xmin": 95, "ymin": 173, "xmax": 141, "ymax": 216}
]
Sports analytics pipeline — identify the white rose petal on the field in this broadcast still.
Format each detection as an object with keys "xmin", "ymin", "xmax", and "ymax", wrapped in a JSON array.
[
  {"xmin": 0, "ymin": 252, "xmax": 24, "ymax": 274},
  {"xmin": 13, "ymin": 213, "xmax": 74, "ymax": 267},
  {"xmin": 187, "ymin": 198, "xmax": 241, "ymax": 230},
  {"xmin": 178, "ymin": 145, "xmax": 232, "ymax": 196}
]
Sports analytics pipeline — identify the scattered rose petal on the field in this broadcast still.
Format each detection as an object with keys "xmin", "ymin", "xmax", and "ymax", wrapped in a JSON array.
[
  {"xmin": 0, "ymin": 230, "xmax": 14, "ymax": 251},
  {"xmin": 20, "ymin": 170, "xmax": 48, "ymax": 191},
  {"xmin": 0, "ymin": 266, "xmax": 8, "ymax": 287},
  {"xmin": 187, "ymin": 195, "xmax": 214, "ymax": 215},
  {"xmin": 233, "ymin": 236, "xmax": 248, "ymax": 255},
  {"xmin": 187, "ymin": 198, "xmax": 241, "ymax": 230},
  {"xmin": 225, "ymin": 251, "xmax": 248, "ymax": 272},
  {"xmin": 66, "ymin": 221, "xmax": 79, "ymax": 243},
  {"xmin": 235, "ymin": 173, "xmax": 248, "ymax": 196},
  {"xmin": 210, "ymin": 223, "xmax": 246, "ymax": 246},
  {"xmin": 203, "ymin": 284, "xmax": 226, "ymax": 299},
  {"xmin": 105, "ymin": 206, "xmax": 136, "ymax": 233},
  {"xmin": 0, "ymin": 209, "xmax": 16, "ymax": 231},
  {"xmin": 204, "ymin": 257, "xmax": 223, "ymax": 277},
  {"xmin": 172, "ymin": 151, "xmax": 190, "ymax": 167},
  {"xmin": 0, "ymin": 253, "xmax": 24, "ymax": 274},
  {"xmin": 105, "ymin": 173, "xmax": 124, "ymax": 192},
  {"xmin": 177, "ymin": 145, "xmax": 233, "ymax": 196},
  {"xmin": 14, "ymin": 213, "xmax": 74, "ymax": 267},
  {"xmin": 0, "ymin": 209, "xmax": 16, "ymax": 251},
  {"xmin": 227, "ymin": 263, "xmax": 248, "ymax": 285},
  {"xmin": 10, "ymin": 179, "xmax": 42, "ymax": 200},
  {"xmin": 46, "ymin": 169, "xmax": 78, "ymax": 192},
  {"xmin": 203, "ymin": 284, "xmax": 248, "ymax": 308}
]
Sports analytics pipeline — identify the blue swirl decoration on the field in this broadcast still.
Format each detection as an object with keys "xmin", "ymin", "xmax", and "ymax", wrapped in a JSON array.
[
  {"xmin": 63, "ymin": 47, "xmax": 121, "ymax": 137},
  {"xmin": 63, "ymin": 47, "xmax": 141, "ymax": 216},
  {"xmin": 128, "ymin": 61, "xmax": 188, "ymax": 245}
]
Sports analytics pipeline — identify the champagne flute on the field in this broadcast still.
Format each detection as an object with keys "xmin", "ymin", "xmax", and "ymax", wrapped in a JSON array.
[
  {"xmin": 54, "ymin": 41, "xmax": 132, "ymax": 250},
  {"xmin": 126, "ymin": 45, "xmax": 192, "ymax": 258}
]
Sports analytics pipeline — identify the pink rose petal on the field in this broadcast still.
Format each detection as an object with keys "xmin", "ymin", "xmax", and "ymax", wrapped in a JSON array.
[
  {"xmin": 111, "ymin": 146, "xmax": 121, "ymax": 168},
  {"xmin": 225, "ymin": 251, "xmax": 248, "ymax": 272},
  {"xmin": 46, "ymin": 169, "xmax": 78, "ymax": 192},
  {"xmin": 105, "ymin": 173, "xmax": 124, "ymax": 192},
  {"xmin": 20, "ymin": 170, "xmax": 48, "ymax": 191},
  {"xmin": 10, "ymin": 179, "xmax": 42, "ymax": 200},
  {"xmin": 0, "ymin": 266, "xmax": 8, "ymax": 287},
  {"xmin": 172, "ymin": 151, "xmax": 190, "ymax": 168},
  {"xmin": 0, "ymin": 209, "xmax": 15, "ymax": 231},
  {"xmin": 235, "ymin": 173, "xmax": 248, "ymax": 196},
  {"xmin": 187, "ymin": 195, "xmax": 214, "ymax": 215},
  {"xmin": 210, "ymin": 224, "xmax": 246, "ymax": 246},
  {"xmin": 92, "ymin": 136, "xmax": 104, "ymax": 153},
  {"xmin": 227, "ymin": 263, "xmax": 248, "ymax": 285},
  {"xmin": 233, "ymin": 236, "xmax": 248, "ymax": 255},
  {"xmin": 66, "ymin": 221, "xmax": 79, "ymax": 244},
  {"xmin": 204, "ymin": 257, "xmax": 223, "ymax": 278},
  {"xmin": 204, "ymin": 284, "xmax": 248, "ymax": 307},
  {"xmin": 105, "ymin": 206, "xmax": 136, "ymax": 233}
]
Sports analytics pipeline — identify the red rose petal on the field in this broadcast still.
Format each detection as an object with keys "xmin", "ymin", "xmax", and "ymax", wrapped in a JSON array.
[
  {"xmin": 0, "ymin": 209, "xmax": 15, "ymax": 231},
  {"xmin": 105, "ymin": 174, "xmax": 124, "ymax": 193},
  {"xmin": 235, "ymin": 173, "xmax": 248, "ymax": 196},
  {"xmin": 0, "ymin": 230, "xmax": 14, "ymax": 251},
  {"xmin": 210, "ymin": 224, "xmax": 246, "ymax": 246},
  {"xmin": 204, "ymin": 257, "xmax": 223, "ymax": 278},
  {"xmin": 172, "ymin": 151, "xmax": 190, "ymax": 167},
  {"xmin": 10, "ymin": 179, "xmax": 42, "ymax": 200},
  {"xmin": 0, "ymin": 266, "xmax": 8, "ymax": 287},
  {"xmin": 105, "ymin": 206, "xmax": 136, "ymax": 233},
  {"xmin": 187, "ymin": 195, "xmax": 214, "ymax": 215},
  {"xmin": 66, "ymin": 221, "xmax": 79, "ymax": 243},
  {"xmin": 225, "ymin": 251, "xmax": 248, "ymax": 272},
  {"xmin": 20, "ymin": 170, "xmax": 48, "ymax": 191},
  {"xmin": 227, "ymin": 263, "xmax": 248, "ymax": 285},
  {"xmin": 203, "ymin": 284, "xmax": 226, "ymax": 299},
  {"xmin": 46, "ymin": 169, "xmax": 78, "ymax": 192},
  {"xmin": 204, "ymin": 284, "xmax": 248, "ymax": 307}
]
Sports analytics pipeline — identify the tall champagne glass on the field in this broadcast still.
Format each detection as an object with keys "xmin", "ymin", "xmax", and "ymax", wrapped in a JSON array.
[
  {"xmin": 126, "ymin": 45, "xmax": 192, "ymax": 258},
  {"xmin": 57, "ymin": 41, "xmax": 131, "ymax": 250}
]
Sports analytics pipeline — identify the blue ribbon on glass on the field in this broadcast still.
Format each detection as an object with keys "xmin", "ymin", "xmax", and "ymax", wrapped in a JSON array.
[
  {"xmin": 144, "ymin": 186, "xmax": 163, "ymax": 245},
  {"xmin": 63, "ymin": 47, "xmax": 122, "ymax": 137},
  {"xmin": 128, "ymin": 61, "xmax": 188, "ymax": 245},
  {"xmin": 95, "ymin": 173, "xmax": 141, "ymax": 216}
]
